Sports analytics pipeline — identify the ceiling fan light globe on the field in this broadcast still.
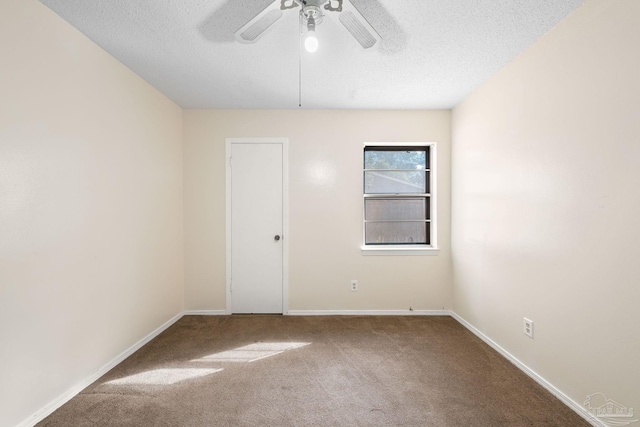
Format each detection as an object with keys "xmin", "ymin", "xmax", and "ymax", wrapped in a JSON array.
[{"xmin": 305, "ymin": 35, "xmax": 319, "ymax": 53}]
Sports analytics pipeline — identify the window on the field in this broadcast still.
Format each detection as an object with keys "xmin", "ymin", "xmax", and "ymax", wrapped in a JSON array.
[{"xmin": 362, "ymin": 143, "xmax": 437, "ymax": 255}]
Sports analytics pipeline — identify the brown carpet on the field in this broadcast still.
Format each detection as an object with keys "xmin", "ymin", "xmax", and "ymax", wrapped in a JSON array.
[{"xmin": 38, "ymin": 315, "xmax": 590, "ymax": 426}]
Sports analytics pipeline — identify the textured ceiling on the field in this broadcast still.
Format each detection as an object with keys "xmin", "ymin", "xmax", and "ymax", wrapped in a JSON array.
[{"xmin": 39, "ymin": 0, "xmax": 584, "ymax": 109}]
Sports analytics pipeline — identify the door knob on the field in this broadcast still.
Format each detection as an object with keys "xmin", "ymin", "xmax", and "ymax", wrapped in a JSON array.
[{"xmin": 274, "ymin": 235, "xmax": 281, "ymax": 242}]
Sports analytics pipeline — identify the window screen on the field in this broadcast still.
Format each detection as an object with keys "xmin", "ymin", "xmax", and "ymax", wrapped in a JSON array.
[{"xmin": 364, "ymin": 146, "xmax": 431, "ymax": 245}]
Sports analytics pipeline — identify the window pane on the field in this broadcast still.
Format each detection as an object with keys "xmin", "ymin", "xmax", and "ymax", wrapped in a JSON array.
[
  {"xmin": 365, "ymin": 221, "xmax": 429, "ymax": 245},
  {"xmin": 364, "ymin": 171, "xmax": 426, "ymax": 194},
  {"xmin": 365, "ymin": 198, "xmax": 429, "ymax": 221},
  {"xmin": 364, "ymin": 150, "xmax": 426, "ymax": 170}
]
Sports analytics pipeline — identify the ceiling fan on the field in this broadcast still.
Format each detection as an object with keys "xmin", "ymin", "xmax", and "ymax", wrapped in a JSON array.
[{"xmin": 235, "ymin": 0, "xmax": 381, "ymax": 52}]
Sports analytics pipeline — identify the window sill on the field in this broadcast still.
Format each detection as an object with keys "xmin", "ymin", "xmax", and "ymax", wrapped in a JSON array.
[{"xmin": 360, "ymin": 246, "xmax": 440, "ymax": 256}]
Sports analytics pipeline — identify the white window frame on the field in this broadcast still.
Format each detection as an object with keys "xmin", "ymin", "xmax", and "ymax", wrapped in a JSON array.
[{"xmin": 361, "ymin": 142, "xmax": 439, "ymax": 256}]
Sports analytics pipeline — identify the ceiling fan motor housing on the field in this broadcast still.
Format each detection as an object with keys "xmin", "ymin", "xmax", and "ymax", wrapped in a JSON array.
[{"xmin": 302, "ymin": 0, "xmax": 325, "ymax": 27}]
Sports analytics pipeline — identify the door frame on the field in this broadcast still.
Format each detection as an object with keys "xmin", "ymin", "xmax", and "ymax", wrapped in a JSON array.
[{"xmin": 225, "ymin": 137, "xmax": 289, "ymax": 314}]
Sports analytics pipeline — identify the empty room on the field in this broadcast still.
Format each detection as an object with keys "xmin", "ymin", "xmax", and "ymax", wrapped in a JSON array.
[{"xmin": 1, "ymin": 0, "xmax": 638, "ymax": 426}]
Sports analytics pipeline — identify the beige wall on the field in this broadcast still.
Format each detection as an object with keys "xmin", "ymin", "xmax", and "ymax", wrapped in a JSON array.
[
  {"xmin": 452, "ymin": 0, "xmax": 640, "ymax": 417},
  {"xmin": 184, "ymin": 110, "xmax": 452, "ymax": 312},
  {"xmin": 0, "ymin": 1, "xmax": 184, "ymax": 426}
]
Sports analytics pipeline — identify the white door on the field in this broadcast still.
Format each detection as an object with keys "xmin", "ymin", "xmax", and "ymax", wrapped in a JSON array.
[{"xmin": 228, "ymin": 140, "xmax": 286, "ymax": 314}]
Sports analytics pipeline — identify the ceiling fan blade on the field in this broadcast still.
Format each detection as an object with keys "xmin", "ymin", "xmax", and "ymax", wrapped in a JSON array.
[
  {"xmin": 234, "ymin": 1, "xmax": 284, "ymax": 43},
  {"xmin": 338, "ymin": 0, "xmax": 381, "ymax": 49}
]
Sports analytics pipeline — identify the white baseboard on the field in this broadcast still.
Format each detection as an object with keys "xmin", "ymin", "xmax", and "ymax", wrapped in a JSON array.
[
  {"xmin": 449, "ymin": 312, "xmax": 604, "ymax": 427},
  {"xmin": 184, "ymin": 310, "xmax": 227, "ymax": 316},
  {"xmin": 287, "ymin": 309, "xmax": 450, "ymax": 316},
  {"xmin": 18, "ymin": 312, "xmax": 184, "ymax": 427}
]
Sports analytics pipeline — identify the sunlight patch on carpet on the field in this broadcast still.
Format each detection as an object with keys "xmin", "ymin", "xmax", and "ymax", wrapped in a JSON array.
[
  {"xmin": 193, "ymin": 342, "xmax": 310, "ymax": 363},
  {"xmin": 105, "ymin": 368, "xmax": 223, "ymax": 386}
]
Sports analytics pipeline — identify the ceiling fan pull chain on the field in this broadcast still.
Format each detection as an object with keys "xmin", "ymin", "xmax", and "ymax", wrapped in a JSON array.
[{"xmin": 298, "ymin": 10, "xmax": 303, "ymax": 108}]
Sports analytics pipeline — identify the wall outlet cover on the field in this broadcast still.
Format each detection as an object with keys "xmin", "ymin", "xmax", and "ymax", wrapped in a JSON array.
[{"xmin": 523, "ymin": 317, "xmax": 534, "ymax": 338}]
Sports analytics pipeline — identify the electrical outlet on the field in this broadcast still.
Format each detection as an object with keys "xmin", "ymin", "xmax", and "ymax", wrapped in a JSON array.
[
  {"xmin": 350, "ymin": 280, "xmax": 358, "ymax": 292},
  {"xmin": 523, "ymin": 318, "xmax": 534, "ymax": 338}
]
